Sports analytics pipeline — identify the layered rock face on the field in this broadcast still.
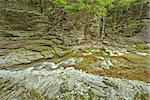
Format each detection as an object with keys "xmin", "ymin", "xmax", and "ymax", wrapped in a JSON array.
[
  {"xmin": 0, "ymin": 9, "xmax": 48, "ymax": 31},
  {"xmin": 0, "ymin": 66, "xmax": 149, "ymax": 100}
]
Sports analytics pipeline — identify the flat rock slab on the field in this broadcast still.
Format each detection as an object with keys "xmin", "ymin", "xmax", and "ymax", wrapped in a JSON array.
[
  {"xmin": 0, "ymin": 67, "xmax": 149, "ymax": 100},
  {"xmin": 0, "ymin": 49, "xmax": 44, "ymax": 68}
]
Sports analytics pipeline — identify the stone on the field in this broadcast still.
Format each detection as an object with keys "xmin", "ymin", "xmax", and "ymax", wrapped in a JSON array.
[
  {"xmin": 65, "ymin": 67, "xmax": 75, "ymax": 70},
  {"xmin": 83, "ymin": 52, "xmax": 93, "ymax": 56},
  {"xmin": 33, "ymin": 62, "xmax": 59, "ymax": 70},
  {"xmin": 100, "ymin": 60, "xmax": 109, "ymax": 69},
  {"xmin": 0, "ymin": 49, "xmax": 44, "ymax": 68},
  {"xmin": 106, "ymin": 60, "xmax": 113, "ymax": 67},
  {"xmin": 0, "ymin": 68, "xmax": 149, "ymax": 99},
  {"xmin": 103, "ymin": 47, "xmax": 125, "ymax": 57},
  {"xmin": 97, "ymin": 56, "xmax": 105, "ymax": 60},
  {"xmin": 109, "ymin": 52, "xmax": 117, "ymax": 56},
  {"xmin": 90, "ymin": 88, "xmax": 106, "ymax": 97},
  {"xmin": 116, "ymin": 51, "xmax": 124, "ymax": 56},
  {"xmin": 136, "ymin": 52, "xmax": 150, "ymax": 56},
  {"xmin": 41, "ymin": 51, "xmax": 54, "ymax": 59},
  {"xmin": 58, "ymin": 57, "xmax": 83, "ymax": 67},
  {"xmin": 99, "ymin": 58, "xmax": 113, "ymax": 69},
  {"xmin": 58, "ymin": 58, "xmax": 76, "ymax": 66}
]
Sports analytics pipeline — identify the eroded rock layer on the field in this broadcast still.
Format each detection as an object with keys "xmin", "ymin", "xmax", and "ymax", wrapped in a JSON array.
[{"xmin": 0, "ymin": 66, "xmax": 149, "ymax": 100}]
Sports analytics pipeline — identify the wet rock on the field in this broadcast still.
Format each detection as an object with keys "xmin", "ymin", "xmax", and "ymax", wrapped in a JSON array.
[
  {"xmin": 33, "ymin": 62, "xmax": 59, "ymax": 70},
  {"xmin": 58, "ymin": 57, "xmax": 83, "ymax": 67},
  {"xmin": 136, "ymin": 52, "xmax": 150, "ymax": 56},
  {"xmin": 59, "ymin": 58, "xmax": 75, "ymax": 66},
  {"xmin": 32, "ymin": 57, "xmax": 83, "ymax": 70}
]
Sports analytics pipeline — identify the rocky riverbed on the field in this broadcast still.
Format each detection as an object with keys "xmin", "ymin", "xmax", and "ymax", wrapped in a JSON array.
[
  {"xmin": 0, "ymin": 2, "xmax": 150, "ymax": 99},
  {"xmin": 0, "ymin": 37, "xmax": 150, "ymax": 99}
]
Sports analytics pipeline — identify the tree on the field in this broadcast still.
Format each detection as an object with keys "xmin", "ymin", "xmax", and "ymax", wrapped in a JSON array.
[
  {"xmin": 51, "ymin": 0, "xmax": 142, "ymax": 40},
  {"xmin": 51, "ymin": 0, "xmax": 113, "ymax": 40}
]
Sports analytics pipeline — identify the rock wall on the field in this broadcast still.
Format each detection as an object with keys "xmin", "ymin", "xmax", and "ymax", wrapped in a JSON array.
[{"xmin": 0, "ymin": 9, "xmax": 48, "ymax": 31}]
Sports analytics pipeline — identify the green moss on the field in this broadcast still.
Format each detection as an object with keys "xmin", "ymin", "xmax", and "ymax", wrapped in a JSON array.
[
  {"xmin": 141, "ymin": 94, "xmax": 150, "ymax": 100},
  {"xmin": 64, "ymin": 95, "xmax": 70, "ymax": 100},
  {"xmin": 30, "ymin": 89, "xmax": 43, "ymax": 100},
  {"xmin": 136, "ymin": 43, "xmax": 149, "ymax": 50},
  {"xmin": 124, "ymin": 53, "xmax": 150, "ymax": 64},
  {"xmin": 59, "ymin": 50, "xmax": 83, "ymax": 61},
  {"xmin": 81, "ymin": 95, "xmax": 86, "ymax": 100},
  {"xmin": 25, "ymin": 44, "xmax": 52, "ymax": 52},
  {"xmin": 88, "ymin": 95, "xmax": 93, "ymax": 100},
  {"xmin": 134, "ymin": 93, "xmax": 150, "ymax": 100}
]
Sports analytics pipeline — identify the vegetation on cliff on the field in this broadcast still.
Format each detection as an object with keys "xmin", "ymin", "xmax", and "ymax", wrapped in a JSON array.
[{"xmin": 1, "ymin": 0, "xmax": 149, "ymax": 41}]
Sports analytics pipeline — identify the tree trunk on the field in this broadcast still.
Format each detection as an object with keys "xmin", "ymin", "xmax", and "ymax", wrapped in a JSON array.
[
  {"xmin": 101, "ymin": 16, "xmax": 106, "ymax": 40},
  {"xmin": 83, "ymin": 11, "xmax": 91, "ymax": 42},
  {"xmin": 30, "ymin": 0, "xmax": 33, "ymax": 5},
  {"xmin": 39, "ymin": 0, "xmax": 44, "ymax": 13},
  {"xmin": 97, "ymin": 16, "xmax": 101, "ymax": 42},
  {"xmin": 84, "ymin": 24, "xmax": 90, "ymax": 40}
]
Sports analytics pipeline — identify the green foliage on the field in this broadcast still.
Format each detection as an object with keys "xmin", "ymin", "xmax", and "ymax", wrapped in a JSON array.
[
  {"xmin": 53, "ymin": 0, "xmax": 67, "ymax": 5},
  {"xmin": 50, "ymin": 0, "xmax": 147, "ymax": 37},
  {"xmin": 51, "ymin": 0, "xmax": 136, "ymax": 17},
  {"xmin": 117, "ymin": 0, "xmax": 135, "ymax": 6},
  {"xmin": 106, "ymin": 0, "xmax": 148, "ymax": 35},
  {"xmin": 51, "ymin": 0, "xmax": 104, "ymax": 16},
  {"xmin": 136, "ymin": 43, "xmax": 149, "ymax": 50}
]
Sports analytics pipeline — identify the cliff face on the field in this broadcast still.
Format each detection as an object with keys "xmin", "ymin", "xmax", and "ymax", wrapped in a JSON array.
[
  {"xmin": 1, "ymin": 0, "xmax": 149, "ymax": 43},
  {"xmin": 0, "ymin": 9, "xmax": 47, "ymax": 31},
  {"xmin": 137, "ymin": 3, "xmax": 150, "ymax": 42}
]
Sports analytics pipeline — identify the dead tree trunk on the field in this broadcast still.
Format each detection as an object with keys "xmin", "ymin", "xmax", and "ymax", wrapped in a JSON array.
[
  {"xmin": 101, "ymin": 16, "xmax": 106, "ymax": 40},
  {"xmin": 39, "ymin": 0, "xmax": 44, "ymax": 13}
]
